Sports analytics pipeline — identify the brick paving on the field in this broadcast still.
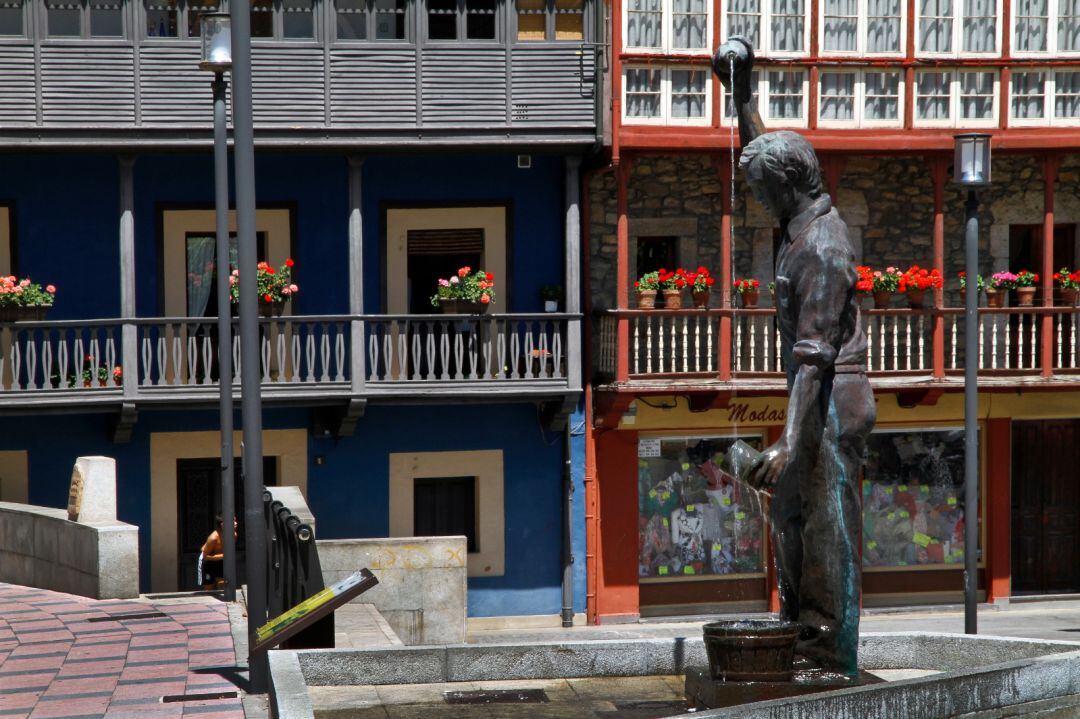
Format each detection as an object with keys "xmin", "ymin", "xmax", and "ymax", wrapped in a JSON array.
[{"xmin": 0, "ymin": 583, "xmax": 245, "ymax": 719}]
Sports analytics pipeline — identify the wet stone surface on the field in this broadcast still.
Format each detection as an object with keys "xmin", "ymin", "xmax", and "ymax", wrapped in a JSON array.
[{"xmin": 310, "ymin": 676, "xmax": 690, "ymax": 719}]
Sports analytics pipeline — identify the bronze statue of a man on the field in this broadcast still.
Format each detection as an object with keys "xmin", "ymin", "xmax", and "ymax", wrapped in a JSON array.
[{"xmin": 714, "ymin": 37, "xmax": 876, "ymax": 677}]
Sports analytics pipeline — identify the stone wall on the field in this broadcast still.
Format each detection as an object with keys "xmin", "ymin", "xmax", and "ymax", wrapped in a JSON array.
[
  {"xmin": 0, "ymin": 501, "xmax": 139, "ymax": 599},
  {"xmin": 589, "ymin": 152, "xmax": 1080, "ymax": 309}
]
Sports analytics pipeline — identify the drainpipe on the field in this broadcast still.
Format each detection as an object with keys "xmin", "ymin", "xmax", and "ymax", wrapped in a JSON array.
[{"xmin": 561, "ymin": 422, "xmax": 574, "ymax": 627}]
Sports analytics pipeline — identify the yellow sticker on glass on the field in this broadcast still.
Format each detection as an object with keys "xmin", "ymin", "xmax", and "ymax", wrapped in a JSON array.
[
  {"xmin": 658, "ymin": 566, "xmax": 669, "ymax": 575},
  {"xmin": 687, "ymin": 504, "xmax": 696, "ymax": 512},
  {"xmin": 735, "ymin": 512, "xmax": 746, "ymax": 520},
  {"xmin": 649, "ymin": 489, "xmax": 657, "ymax": 498},
  {"xmin": 683, "ymin": 566, "xmax": 695, "ymax": 575},
  {"xmin": 899, "ymin": 484, "xmax": 908, "ymax": 492},
  {"xmin": 867, "ymin": 540, "xmax": 878, "ymax": 550},
  {"xmin": 682, "ymin": 463, "xmax": 691, "ymax": 471},
  {"xmin": 722, "ymin": 497, "xmax": 732, "ymax": 506},
  {"xmin": 913, "ymin": 532, "xmax": 932, "ymax": 548},
  {"xmin": 948, "ymin": 497, "xmax": 957, "ymax": 506}
]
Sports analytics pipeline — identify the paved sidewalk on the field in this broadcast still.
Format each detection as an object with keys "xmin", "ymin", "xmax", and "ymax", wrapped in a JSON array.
[{"xmin": 0, "ymin": 583, "xmax": 245, "ymax": 719}]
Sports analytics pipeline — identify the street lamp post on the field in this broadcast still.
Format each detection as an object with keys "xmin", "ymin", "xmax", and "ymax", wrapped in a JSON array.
[
  {"xmin": 953, "ymin": 132, "xmax": 991, "ymax": 635},
  {"xmin": 199, "ymin": 11, "xmax": 236, "ymax": 603},
  {"xmin": 228, "ymin": 0, "xmax": 269, "ymax": 692}
]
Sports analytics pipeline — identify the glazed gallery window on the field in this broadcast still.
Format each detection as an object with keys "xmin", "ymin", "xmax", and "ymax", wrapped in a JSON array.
[
  {"xmin": 724, "ymin": 0, "xmax": 808, "ymax": 55},
  {"xmin": 46, "ymin": 0, "xmax": 123, "ymax": 37},
  {"xmin": 516, "ymin": 0, "xmax": 585, "ymax": 41},
  {"xmin": 821, "ymin": 0, "xmax": 903, "ymax": 54},
  {"xmin": 818, "ymin": 70, "xmax": 903, "ymax": 126},
  {"xmin": 1010, "ymin": 69, "xmax": 1080, "ymax": 125},
  {"xmin": 249, "ymin": 0, "xmax": 315, "ymax": 38},
  {"xmin": 336, "ymin": 0, "xmax": 406, "ymax": 39},
  {"xmin": 862, "ymin": 428, "xmax": 978, "ymax": 570},
  {"xmin": 623, "ymin": 66, "xmax": 710, "ymax": 124},
  {"xmin": 624, "ymin": 0, "xmax": 709, "ymax": 53},
  {"xmin": 427, "ymin": 0, "xmax": 498, "ymax": 40},
  {"xmin": 721, "ymin": 69, "xmax": 806, "ymax": 126},
  {"xmin": 914, "ymin": 70, "xmax": 998, "ymax": 126},
  {"xmin": 1013, "ymin": 0, "xmax": 1080, "ymax": 53},
  {"xmin": 916, "ymin": 0, "xmax": 998, "ymax": 55},
  {"xmin": 637, "ymin": 435, "xmax": 766, "ymax": 581},
  {"xmin": 0, "ymin": 0, "xmax": 24, "ymax": 35},
  {"xmin": 145, "ymin": 0, "xmax": 217, "ymax": 37}
]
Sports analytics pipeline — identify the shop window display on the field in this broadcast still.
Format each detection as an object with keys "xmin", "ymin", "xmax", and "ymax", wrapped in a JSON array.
[
  {"xmin": 862, "ymin": 428, "xmax": 975, "ymax": 569},
  {"xmin": 638, "ymin": 435, "xmax": 766, "ymax": 579}
]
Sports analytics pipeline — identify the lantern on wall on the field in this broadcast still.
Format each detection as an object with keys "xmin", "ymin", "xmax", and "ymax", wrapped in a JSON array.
[
  {"xmin": 199, "ymin": 12, "xmax": 233, "ymax": 73},
  {"xmin": 953, "ymin": 133, "xmax": 992, "ymax": 187}
]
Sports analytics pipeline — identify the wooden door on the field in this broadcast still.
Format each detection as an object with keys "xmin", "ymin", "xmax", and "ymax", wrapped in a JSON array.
[{"xmin": 1012, "ymin": 420, "xmax": 1080, "ymax": 594}]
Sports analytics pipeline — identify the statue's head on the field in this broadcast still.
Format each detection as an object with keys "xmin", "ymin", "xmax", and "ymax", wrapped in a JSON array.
[{"xmin": 739, "ymin": 130, "xmax": 823, "ymax": 220}]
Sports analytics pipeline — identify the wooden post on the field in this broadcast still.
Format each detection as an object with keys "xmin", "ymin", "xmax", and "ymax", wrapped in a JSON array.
[
  {"xmin": 565, "ymin": 155, "xmax": 583, "ymax": 393},
  {"xmin": 616, "ymin": 158, "xmax": 631, "ymax": 383},
  {"xmin": 822, "ymin": 155, "xmax": 846, "ymax": 201},
  {"xmin": 717, "ymin": 154, "xmax": 733, "ymax": 381},
  {"xmin": 1041, "ymin": 154, "xmax": 1060, "ymax": 379},
  {"xmin": 985, "ymin": 417, "xmax": 1011, "ymax": 605},
  {"xmin": 929, "ymin": 156, "xmax": 948, "ymax": 380},
  {"xmin": 118, "ymin": 155, "xmax": 137, "ymax": 402},
  {"xmin": 347, "ymin": 156, "xmax": 366, "ymax": 394}
]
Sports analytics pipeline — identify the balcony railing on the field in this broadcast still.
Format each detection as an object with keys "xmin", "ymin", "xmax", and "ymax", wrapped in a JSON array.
[
  {"xmin": 595, "ymin": 307, "xmax": 1080, "ymax": 387},
  {"xmin": 0, "ymin": 313, "xmax": 578, "ymax": 407}
]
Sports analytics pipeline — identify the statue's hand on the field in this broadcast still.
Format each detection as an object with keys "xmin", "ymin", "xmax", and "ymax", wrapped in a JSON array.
[
  {"xmin": 747, "ymin": 437, "xmax": 791, "ymax": 492},
  {"xmin": 712, "ymin": 36, "xmax": 755, "ymax": 104}
]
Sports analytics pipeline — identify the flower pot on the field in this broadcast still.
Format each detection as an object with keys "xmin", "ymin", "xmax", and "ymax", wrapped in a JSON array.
[
  {"xmin": 692, "ymin": 290, "xmax": 711, "ymax": 309},
  {"xmin": 637, "ymin": 290, "xmax": 657, "ymax": 310},
  {"xmin": 1062, "ymin": 288, "xmax": 1080, "ymax": 307},
  {"xmin": 259, "ymin": 300, "xmax": 285, "ymax": 317},
  {"xmin": 439, "ymin": 298, "xmax": 488, "ymax": 314},
  {"xmin": 1015, "ymin": 286, "xmax": 1037, "ymax": 307},
  {"xmin": 986, "ymin": 288, "xmax": 1006, "ymax": 308},
  {"xmin": 739, "ymin": 290, "xmax": 760, "ymax": 309},
  {"xmin": 873, "ymin": 290, "xmax": 892, "ymax": 309},
  {"xmin": 544, "ymin": 300, "xmax": 558, "ymax": 313},
  {"xmin": 20, "ymin": 306, "xmax": 49, "ymax": 321},
  {"xmin": 662, "ymin": 289, "xmax": 684, "ymax": 310},
  {"xmin": 906, "ymin": 289, "xmax": 928, "ymax": 309}
]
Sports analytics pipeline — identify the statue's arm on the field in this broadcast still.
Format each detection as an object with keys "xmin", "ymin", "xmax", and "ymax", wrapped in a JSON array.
[{"xmin": 713, "ymin": 36, "xmax": 766, "ymax": 147}]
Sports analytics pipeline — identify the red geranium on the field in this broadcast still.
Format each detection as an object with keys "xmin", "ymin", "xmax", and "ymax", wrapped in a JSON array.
[
  {"xmin": 733, "ymin": 278, "xmax": 760, "ymax": 294},
  {"xmin": 898, "ymin": 265, "xmax": 943, "ymax": 292}
]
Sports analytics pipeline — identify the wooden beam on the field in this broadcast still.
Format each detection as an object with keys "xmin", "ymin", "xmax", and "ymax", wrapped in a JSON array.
[
  {"xmin": 118, "ymin": 155, "xmax": 138, "ymax": 405},
  {"xmin": 928, "ymin": 155, "xmax": 949, "ymax": 380},
  {"xmin": 565, "ymin": 155, "xmax": 583, "ymax": 393},
  {"xmin": 1041, "ymin": 154, "xmax": 1061, "ymax": 379},
  {"xmin": 985, "ymin": 417, "xmax": 1011, "ymax": 604},
  {"xmin": 616, "ymin": 158, "xmax": 631, "ymax": 383},
  {"xmin": 716, "ymin": 155, "xmax": 733, "ymax": 382}
]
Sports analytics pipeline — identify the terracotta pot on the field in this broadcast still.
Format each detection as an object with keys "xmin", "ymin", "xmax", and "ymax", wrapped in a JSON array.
[
  {"xmin": 906, "ymin": 289, "xmax": 927, "ymax": 309},
  {"xmin": 259, "ymin": 300, "xmax": 285, "ymax": 317},
  {"xmin": 740, "ymin": 290, "xmax": 760, "ymax": 309},
  {"xmin": 986, "ymin": 288, "xmax": 1006, "ymax": 308},
  {"xmin": 873, "ymin": 290, "xmax": 892, "ymax": 309},
  {"xmin": 692, "ymin": 290, "xmax": 710, "ymax": 309},
  {"xmin": 1062, "ymin": 287, "xmax": 1080, "ymax": 307},
  {"xmin": 637, "ymin": 289, "xmax": 657, "ymax": 310},
  {"xmin": 662, "ymin": 289, "xmax": 684, "ymax": 310},
  {"xmin": 439, "ymin": 298, "xmax": 488, "ymax": 315},
  {"xmin": 1015, "ymin": 286, "xmax": 1037, "ymax": 307}
]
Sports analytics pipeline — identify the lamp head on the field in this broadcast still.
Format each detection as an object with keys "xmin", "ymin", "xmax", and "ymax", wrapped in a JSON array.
[
  {"xmin": 953, "ymin": 133, "xmax": 992, "ymax": 187},
  {"xmin": 199, "ymin": 12, "xmax": 232, "ymax": 73}
]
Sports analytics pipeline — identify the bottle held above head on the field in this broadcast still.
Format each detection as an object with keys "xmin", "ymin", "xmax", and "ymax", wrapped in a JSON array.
[{"xmin": 711, "ymin": 35, "xmax": 765, "ymax": 147}]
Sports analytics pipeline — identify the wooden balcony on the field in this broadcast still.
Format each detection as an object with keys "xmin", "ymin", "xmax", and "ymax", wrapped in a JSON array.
[
  {"xmin": 0, "ymin": 313, "xmax": 580, "ymax": 413},
  {"xmin": 594, "ymin": 306, "xmax": 1080, "ymax": 394}
]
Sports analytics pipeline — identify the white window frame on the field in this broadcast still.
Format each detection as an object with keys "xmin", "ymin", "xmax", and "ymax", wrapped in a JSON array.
[
  {"xmin": 622, "ymin": 0, "xmax": 712, "ymax": 55},
  {"xmin": 721, "ymin": 66, "xmax": 809, "ymax": 127},
  {"xmin": 622, "ymin": 64, "xmax": 712, "ymax": 125},
  {"xmin": 817, "ymin": 68, "xmax": 905, "ymax": 127},
  {"xmin": 913, "ymin": 68, "xmax": 1000, "ymax": 127},
  {"xmin": 914, "ymin": 0, "xmax": 1002, "ymax": 57},
  {"xmin": 1009, "ymin": 67, "xmax": 1080, "ymax": 126},
  {"xmin": 817, "ymin": 0, "xmax": 906, "ymax": 56},
  {"xmin": 1011, "ymin": 0, "xmax": 1080, "ymax": 56},
  {"xmin": 720, "ymin": 0, "xmax": 810, "ymax": 58}
]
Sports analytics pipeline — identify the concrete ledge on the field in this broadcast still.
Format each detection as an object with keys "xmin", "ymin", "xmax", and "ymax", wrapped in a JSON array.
[
  {"xmin": 268, "ymin": 651, "xmax": 314, "ymax": 719},
  {"xmin": 0, "ymin": 501, "xmax": 138, "ymax": 599}
]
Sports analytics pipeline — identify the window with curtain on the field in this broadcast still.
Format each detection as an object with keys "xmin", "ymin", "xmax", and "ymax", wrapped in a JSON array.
[
  {"xmin": 819, "ymin": 72, "xmax": 856, "ymax": 119},
  {"xmin": 864, "ymin": 70, "xmax": 900, "ymax": 119},
  {"xmin": 0, "ymin": 0, "xmax": 22, "ymax": 35},
  {"xmin": 867, "ymin": 0, "xmax": 902, "ymax": 51},
  {"xmin": 1061, "ymin": 0, "xmax": 1080, "ymax": 49},
  {"xmin": 670, "ymin": 68, "xmax": 707, "ymax": 119},
  {"xmin": 959, "ymin": 71, "xmax": 995, "ymax": 119},
  {"xmin": 767, "ymin": 70, "xmax": 804, "ymax": 119},
  {"xmin": 625, "ymin": 68, "xmax": 663, "ymax": 118},
  {"xmin": 770, "ymin": 0, "xmax": 805, "ymax": 51},
  {"xmin": 672, "ymin": 0, "xmax": 707, "ymax": 49},
  {"xmin": 918, "ymin": 0, "xmax": 953, "ymax": 51},
  {"xmin": 336, "ymin": 0, "xmax": 407, "ymax": 40},
  {"xmin": 1014, "ymin": 0, "xmax": 1049, "ymax": 49},
  {"xmin": 916, "ymin": 70, "xmax": 951, "ymax": 119},
  {"xmin": 517, "ymin": 0, "xmax": 584, "ymax": 40},
  {"xmin": 1054, "ymin": 70, "xmax": 1080, "ymax": 118},
  {"xmin": 1011, "ymin": 71, "xmax": 1046, "ymax": 119},
  {"xmin": 724, "ymin": 69, "xmax": 760, "ymax": 117},
  {"xmin": 962, "ymin": 0, "xmax": 995, "ymax": 51},
  {"xmin": 47, "ymin": 0, "xmax": 123, "ymax": 37},
  {"xmin": 823, "ymin": 0, "xmax": 857, "ymax": 50},
  {"xmin": 727, "ymin": 0, "xmax": 761, "ymax": 46},
  {"xmin": 626, "ymin": 0, "xmax": 662, "ymax": 48}
]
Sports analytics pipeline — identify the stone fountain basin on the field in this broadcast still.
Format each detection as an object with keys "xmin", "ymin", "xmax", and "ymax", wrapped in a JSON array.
[{"xmin": 269, "ymin": 632, "xmax": 1080, "ymax": 719}]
